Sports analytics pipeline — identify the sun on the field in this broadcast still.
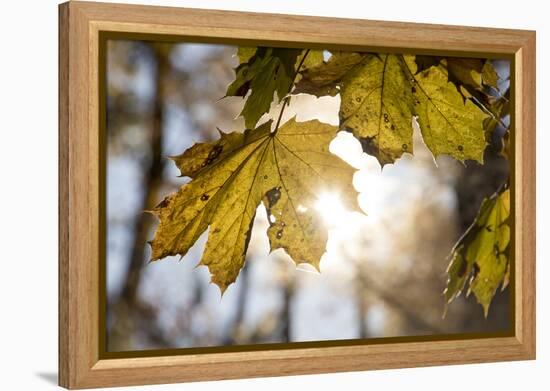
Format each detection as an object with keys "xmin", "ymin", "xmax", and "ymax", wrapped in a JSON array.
[{"xmin": 314, "ymin": 191, "xmax": 348, "ymax": 227}]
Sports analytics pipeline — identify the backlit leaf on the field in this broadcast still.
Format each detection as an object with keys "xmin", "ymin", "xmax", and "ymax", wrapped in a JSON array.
[
  {"xmin": 151, "ymin": 118, "xmax": 358, "ymax": 293},
  {"xmin": 294, "ymin": 53, "xmax": 489, "ymax": 165},
  {"xmin": 339, "ymin": 54, "xmax": 415, "ymax": 165},
  {"xmin": 414, "ymin": 56, "xmax": 499, "ymax": 92},
  {"xmin": 481, "ymin": 61, "xmax": 500, "ymax": 90},
  {"xmin": 226, "ymin": 47, "xmax": 301, "ymax": 129},
  {"xmin": 293, "ymin": 52, "xmax": 364, "ymax": 97},
  {"xmin": 296, "ymin": 49, "xmax": 325, "ymax": 72},
  {"xmin": 446, "ymin": 58, "xmax": 484, "ymax": 90},
  {"xmin": 236, "ymin": 47, "xmax": 256, "ymax": 64},
  {"xmin": 444, "ymin": 189, "xmax": 510, "ymax": 316},
  {"xmin": 406, "ymin": 55, "xmax": 489, "ymax": 163}
]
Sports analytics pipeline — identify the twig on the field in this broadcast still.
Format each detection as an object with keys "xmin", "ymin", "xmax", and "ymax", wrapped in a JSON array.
[{"xmin": 273, "ymin": 49, "xmax": 310, "ymax": 134}]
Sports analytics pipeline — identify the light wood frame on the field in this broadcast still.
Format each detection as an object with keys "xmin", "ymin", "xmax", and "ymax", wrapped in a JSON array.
[{"xmin": 59, "ymin": 1, "xmax": 536, "ymax": 389}]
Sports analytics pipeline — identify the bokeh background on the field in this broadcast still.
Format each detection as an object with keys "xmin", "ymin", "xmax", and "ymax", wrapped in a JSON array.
[{"xmin": 105, "ymin": 40, "xmax": 511, "ymax": 352}]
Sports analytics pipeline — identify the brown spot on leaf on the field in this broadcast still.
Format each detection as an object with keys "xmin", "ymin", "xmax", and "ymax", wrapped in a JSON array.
[
  {"xmin": 359, "ymin": 136, "xmax": 378, "ymax": 156},
  {"xmin": 155, "ymin": 197, "xmax": 170, "ymax": 209},
  {"xmin": 472, "ymin": 262, "xmax": 480, "ymax": 279},
  {"xmin": 265, "ymin": 187, "xmax": 281, "ymax": 208},
  {"xmin": 201, "ymin": 145, "xmax": 224, "ymax": 168},
  {"xmin": 208, "ymin": 145, "xmax": 223, "ymax": 160}
]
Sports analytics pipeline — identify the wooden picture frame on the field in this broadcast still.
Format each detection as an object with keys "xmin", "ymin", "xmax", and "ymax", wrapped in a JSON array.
[{"xmin": 59, "ymin": 1, "xmax": 536, "ymax": 389}]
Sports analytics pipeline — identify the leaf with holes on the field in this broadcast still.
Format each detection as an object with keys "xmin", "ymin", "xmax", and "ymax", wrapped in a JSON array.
[
  {"xmin": 150, "ymin": 118, "xmax": 358, "ymax": 293},
  {"xmin": 295, "ymin": 53, "xmax": 489, "ymax": 165}
]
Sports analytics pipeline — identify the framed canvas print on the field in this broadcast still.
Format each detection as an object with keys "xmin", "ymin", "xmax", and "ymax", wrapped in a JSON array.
[{"xmin": 58, "ymin": 1, "xmax": 536, "ymax": 389}]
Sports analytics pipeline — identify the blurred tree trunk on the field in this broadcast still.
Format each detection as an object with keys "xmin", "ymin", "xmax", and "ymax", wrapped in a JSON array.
[
  {"xmin": 280, "ymin": 276, "xmax": 295, "ymax": 342},
  {"xmin": 355, "ymin": 273, "xmax": 368, "ymax": 339},
  {"xmin": 223, "ymin": 262, "xmax": 250, "ymax": 344},
  {"xmin": 107, "ymin": 44, "xmax": 170, "ymax": 352},
  {"xmin": 359, "ymin": 270, "xmax": 445, "ymax": 335},
  {"xmin": 454, "ymin": 149, "xmax": 508, "ymax": 231}
]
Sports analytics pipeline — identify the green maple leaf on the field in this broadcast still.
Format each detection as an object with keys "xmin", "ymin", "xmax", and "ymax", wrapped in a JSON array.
[
  {"xmin": 226, "ymin": 47, "xmax": 301, "ymax": 129},
  {"xmin": 235, "ymin": 47, "xmax": 256, "ymax": 64},
  {"xmin": 150, "ymin": 118, "xmax": 358, "ymax": 293},
  {"xmin": 295, "ymin": 53, "xmax": 489, "ymax": 165},
  {"xmin": 228, "ymin": 47, "xmax": 325, "ymax": 129},
  {"xmin": 444, "ymin": 189, "xmax": 511, "ymax": 316}
]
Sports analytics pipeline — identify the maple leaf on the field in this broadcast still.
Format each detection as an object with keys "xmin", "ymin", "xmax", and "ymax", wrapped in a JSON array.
[
  {"xmin": 420, "ymin": 58, "xmax": 508, "ymax": 153},
  {"xmin": 444, "ymin": 189, "xmax": 511, "ymax": 317},
  {"xmin": 481, "ymin": 61, "xmax": 500, "ymax": 91},
  {"xmin": 151, "ymin": 46, "xmax": 510, "ymax": 316},
  {"xmin": 295, "ymin": 49, "xmax": 325, "ymax": 73},
  {"xmin": 414, "ymin": 56, "xmax": 500, "ymax": 92},
  {"xmin": 226, "ymin": 47, "xmax": 301, "ymax": 129},
  {"xmin": 235, "ymin": 46, "xmax": 256, "ymax": 64},
  {"xmin": 293, "ymin": 52, "xmax": 364, "ymax": 97},
  {"xmin": 150, "ymin": 118, "xmax": 358, "ymax": 293},
  {"xmin": 295, "ymin": 53, "xmax": 489, "ymax": 165}
]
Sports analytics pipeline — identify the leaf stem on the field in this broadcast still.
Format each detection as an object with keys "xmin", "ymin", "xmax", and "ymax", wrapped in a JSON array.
[
  {"xmin": 274, "ymin": 97, "xmax": 291, "ymax": 132},
  {"xmin": 273, "ymin": 49, "xmax": 311, "ymax": 134}
]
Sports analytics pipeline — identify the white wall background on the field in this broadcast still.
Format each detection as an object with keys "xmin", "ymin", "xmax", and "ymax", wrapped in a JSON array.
[{"xmin": 0, "ymin": 0, "xmax": 546, "ymax": 389}]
